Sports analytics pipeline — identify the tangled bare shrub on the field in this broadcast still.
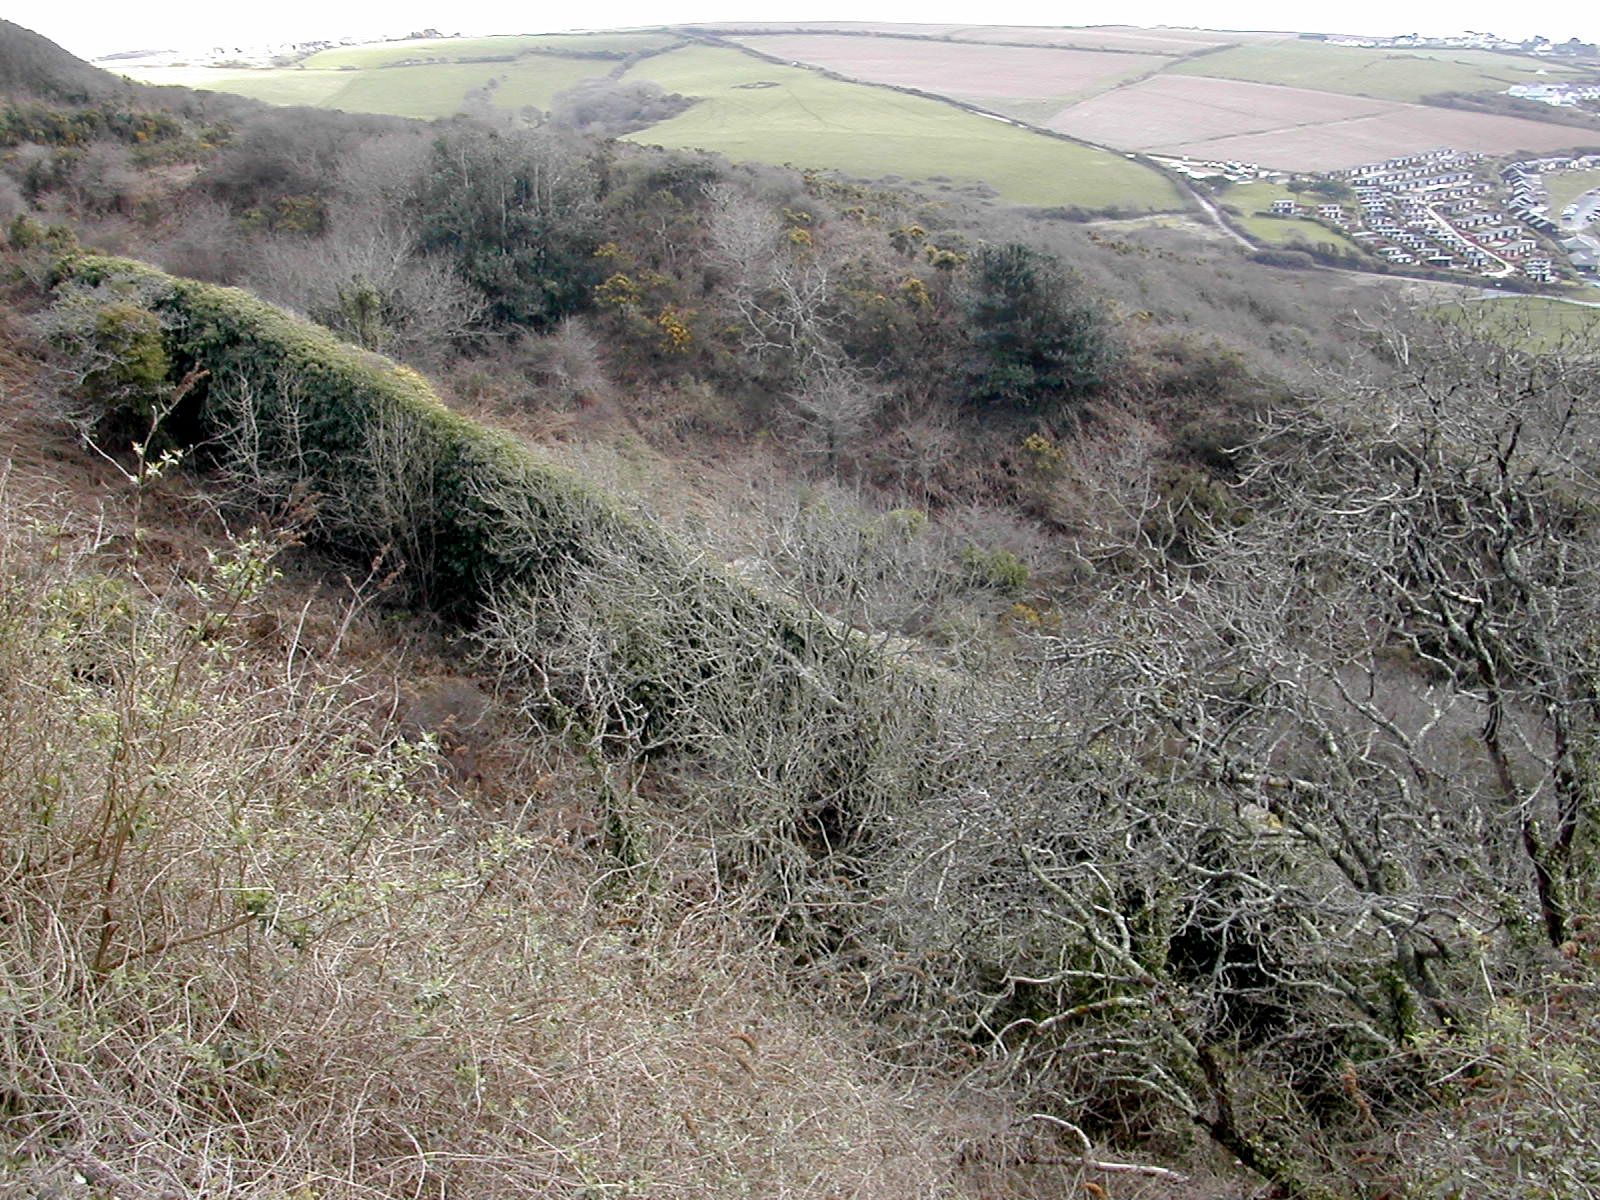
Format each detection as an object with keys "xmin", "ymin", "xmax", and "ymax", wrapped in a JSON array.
[
  {"xmin": 0, "ymin": 173, "xmax": 28, "ymax": 224},
  {"xmin": 851, "ymin": 310, "xmax": 1600, "ymax": 1196},
  {"xmin": 473, "ymin": 498, "xmax": 947, "ymax": 939},
  {"xmin": 0, "ymin": 472, "xmax": 972, "ymax": 1199},
  {"xmin": 514, "ymin": 316, "xmax": 612, "ymax": 407},
  {"xmin": 250, "ymin": 213, "xmax": 486, "ymax": 366}
]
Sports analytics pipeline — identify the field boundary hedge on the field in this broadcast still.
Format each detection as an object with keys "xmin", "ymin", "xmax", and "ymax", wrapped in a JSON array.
[{"xmin": 53, "ymin": 254, "xmax": 948, "ymax": 899}]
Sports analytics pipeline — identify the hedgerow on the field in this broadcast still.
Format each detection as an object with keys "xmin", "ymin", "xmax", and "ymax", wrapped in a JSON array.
[{"xmin": 51, "ymin": 253, "xmax": 948, "ymax": 928}]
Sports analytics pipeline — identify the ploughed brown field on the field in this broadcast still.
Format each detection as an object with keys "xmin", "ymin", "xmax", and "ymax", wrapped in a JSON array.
[
  {"xmin": 729, "ymin": 33, "xmax": 1167, "ymax": 100},
  {"xmin": 1048, "ymin": 75, "xmax": 1393, "ymax": 147},
  {"xmin": 1048, "ymin": 75, "xmax": 1593, "ymax": 170}
]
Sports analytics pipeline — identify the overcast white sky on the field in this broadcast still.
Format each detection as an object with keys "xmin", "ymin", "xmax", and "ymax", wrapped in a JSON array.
[{"xmin": 10, "ymin": 1, "xmax": 1598, "ymax": 60}]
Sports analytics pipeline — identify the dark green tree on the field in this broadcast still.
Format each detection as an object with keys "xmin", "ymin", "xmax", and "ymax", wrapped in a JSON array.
[
  {"xmin": 417, "ymin": 126, "xmax": 603, "ymax": 330},
  {"xmin": 962, "ymin": 242, "xmax": 1115, "ymax": 415}
]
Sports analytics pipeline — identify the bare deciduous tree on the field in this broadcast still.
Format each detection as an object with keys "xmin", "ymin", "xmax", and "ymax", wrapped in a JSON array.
[
  {"xmin": 706, "ymin": 185, "xmax": 881, "ymax": 469},
  {"xmin": 857, "ymin": 311, "xmax": 1600, "ymax": 1196},
  {"xmin": 250, "ymin": 213, "xmax": 485, "ymax": 365},
  {"xmin": 788, "ymin": 361, "xmax": 883, "ymax": 470}
]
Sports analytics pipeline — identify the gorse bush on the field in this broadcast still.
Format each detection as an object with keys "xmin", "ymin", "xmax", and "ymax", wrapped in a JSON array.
[
  {"xmin": 59, "ymin": 253, "xmax": 644, "ymax": 605},
  {"xmin": 0, "ymin": 99, "xmax": 182, "ymax": 148},
  {"xmin": 79, "ymin": 300, "xmax": 168, "ymax": 410}
]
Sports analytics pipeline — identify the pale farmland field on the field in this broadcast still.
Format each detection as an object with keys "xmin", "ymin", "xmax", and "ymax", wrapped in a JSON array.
[
  {"xmin": 1049, "ymin": 75, "xmax": 1598, "ymax": 171},
  {"xmin": 925, "ymin": 24, "xmax": 1217, "ymax": 52},
  {"xmin": 1049, "ymin": 75, "xmax": 1393, "ymax": 149},
  {"xmin": 119, "ymin": 55, "xmax": 615, "ymax": 119},
  {"xmin": 728, "ymin": 34, "xmax": 1165, "ymax": 101},
  {"xmin": 1170, "ymin": 102, "xmax": 1600, "ymax": 171},
  {"xmin": 298, "ymin": 32, "xmax": 678, "ymax": 69},
  {"xmin": 959, "ymin": 25, "xmax": 1284, "ymax": 52},
  {"xmin": 1172, "ymin": 40, "xmax": 1589, "ymax": 103},
  {"xmin": 701, "ymin": 23, "xmax": 1280, "ymax": 54},
  {"xmin": 621, "ymin": 45, "xmax": 1184, "ymax": 209}
]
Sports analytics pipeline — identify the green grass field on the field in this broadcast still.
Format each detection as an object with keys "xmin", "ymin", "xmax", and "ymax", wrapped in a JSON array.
[
  {"xmin": 1219, "ymin": 181, "xmax": 1364, "ymax": 252},
  {"xmin": 125, "ymin": 34, "xmax": 1186, "ymax": 211},
  {"xmin": 128, "ymin": 66, "xmax": 353, "ymax": 107},
  {"xmin": 1545, "ymin": 168, "xmax": 1600, "ymax": 216},
  {"xmin": 300, "ymin": 32, "xmax": 678, "ymax": 69},
  {"xmin": 1222, "ymin": 180, "xmax": 1299, "ymax": 210},
  {"xmin": 1235, "ymin": 212, "xmax": 1363, "ymax": 252},
  {"xmin": 124, "ymin": 56, "xmax": 614, "ymax": 119},
  {"xmin": 122, "ymin": 31, "xmax": 671, "ymax": 118},
  {"xmin": 620, "ymin": 45, "xmax": 1183, "ymax": 210},
  {"xmin": 1440, "ymin": 295, "xmax": 1600, "ymax": 350},
  {"xmin": 1170, "ymin": 41, "xmax": 1586, "ymax": 103},
  {"xmin": 329, "ymin": 60, "xmax": 606, "ymax": 119}
]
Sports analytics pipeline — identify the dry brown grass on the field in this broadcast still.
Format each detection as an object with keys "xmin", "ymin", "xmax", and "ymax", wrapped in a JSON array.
[{"xmin": 0, "ymin": 401, "xmax": 990, "ymax": 1198}]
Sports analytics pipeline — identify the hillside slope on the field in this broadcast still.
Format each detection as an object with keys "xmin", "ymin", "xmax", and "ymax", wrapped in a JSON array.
[
  {"xmin": 8, "ymin": 22, "xmax": 1600, "ymax": 1200},
  {"xmin": 0, "ymin": 267, "xmax": 1018, "ymax": 1200},
  {"xmin": 0, "ymin": 18, "xmax": 123, "ymax": 99}
]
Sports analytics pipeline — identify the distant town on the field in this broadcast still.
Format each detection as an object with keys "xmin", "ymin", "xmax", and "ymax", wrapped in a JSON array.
[
  {"xmin": 1323, "ymin": 30, "xmax": 1600, "ymax": 57},
  {"xmin": 1163, "ymin": 148, "xmax": 1600, "ymax": 288}
]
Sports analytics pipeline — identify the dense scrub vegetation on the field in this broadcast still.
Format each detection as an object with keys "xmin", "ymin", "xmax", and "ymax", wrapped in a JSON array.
[
  {"xmin": 0, "ymin": 416, "xmax": 978, "ymax": 1198},
  {"xmin": 5, "ymin": 22, "xmax": 1600, "ymax": 1199}
]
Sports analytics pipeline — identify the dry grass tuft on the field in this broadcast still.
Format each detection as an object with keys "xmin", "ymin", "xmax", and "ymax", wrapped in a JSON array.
[{"xmin": 0, "ymin": 464, "xmax": 984, "ymax": 1198}]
